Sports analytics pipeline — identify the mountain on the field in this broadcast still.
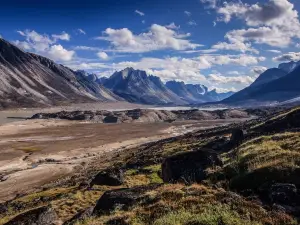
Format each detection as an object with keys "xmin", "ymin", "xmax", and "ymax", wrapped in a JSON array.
[
  {"xmin": 205, "ymin": 89, "xmax": 235, "ymax": 102},
  {"xmin": 0, "ymin": 38, "xmax": 120, "ymax": 108},
  {"xmin": 222, "ymin": 62, "xmax": 300, "ymax": 105},
  {"xmin": 102, "ymin": 68, "xmax": 186, "ymax": 105},
  {"xmin": 166, "ymin": 81, "xmax": 234, "ymax": 103},
  {"xmin": 250, "ymin": 68, "xmax": 287, "ymax": 87},
  {"xmin": 278, "ymin": 61, "xmax": 300, "ymax": 73}
]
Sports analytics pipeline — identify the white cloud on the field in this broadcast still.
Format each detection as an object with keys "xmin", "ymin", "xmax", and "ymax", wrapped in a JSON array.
[
  {"xmin": 96, "ymin": 24, "xmax": 201, "ymax": 53},
  {"xmin": 135, "ymin": 10, "xmax": 145, "ymax": 16},
  {"xmin": 14, "ymin": 30, "xmax": 74, "ymax": 61},
  {"xmin": 165, "ymin": 23, "xmax": 180, "ymax": 30},
  {"xmin": 208, "ymin": 73, "xmax": 255, "ymax": 85},
  {"xmin": 47, "ymin": 45, "xmax": 75, "ymax": 61},
  {"xmin": 266, "ymin": 49, "xmax": 282, "ymax": 54},
  {"xmin": 97, "ymin": 51, "xmax": 109, "ymax": 60},
  {"xmin": 200, "ymin": 0, "xmax": 217, "ymax": 9},
  {"xmin": 251, "ymin": 66, "xmax": 268, "ymax": 74},
  {"xmin": 187, "ymin": 20, "xmax": 197, "ymax": 26},
  {"xmin": 52, "ymin": 31, "xmax": 71, "ymax": 41},
  {"xmin": 77, "ymin": 29, "xmax": 86, "ymax": 35},
  {"xmin": 74, "ymin": 46, "xmax": 102, "ymax": 51},
  {"xmin": 212, "ymin": 41, "xmax": 258, "ymax": 54},
  {"xmin": 184, "ymin": 11, "xmax": 192, "ymax": 16},
  {"xmin": 215, "ymin": 0, "xmax": 300, "ymax": 48},
  {"xmin": 273, "ymin": 52, "xmax": 300, "ymax": 62}
]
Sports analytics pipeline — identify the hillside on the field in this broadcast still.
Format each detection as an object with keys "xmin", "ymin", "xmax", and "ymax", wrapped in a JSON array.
[
  {"xmin": 0, "ymin": 38, "xmax": 120, "ymax": 109},
  {"xmin": 222, "ymin": 61, "xmax": 300, "ymax": 106},
  {"xmin": 2, "ymin": 106, "xmax": 300, "ymax": 224}
]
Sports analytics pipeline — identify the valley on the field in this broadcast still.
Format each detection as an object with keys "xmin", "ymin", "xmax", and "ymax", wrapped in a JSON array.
[{"xmin": 0, "ymin": 113, "xmax": 242, "ymax": 204}]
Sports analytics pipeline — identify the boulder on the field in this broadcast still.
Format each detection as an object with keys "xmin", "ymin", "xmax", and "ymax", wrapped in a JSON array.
[
  {"xmin": 230, "ymin": 128, "xmax": 245, "ymax": 147},
  {"xmin": 93, "ymin": 185, "xmax": 160, "ymax": 215},
  {"xmin": 4, "ymin": 206, "xmax": 61, "ymax": 225},
  {"xmin": 162, "ymin": 149, "xmax": 222, "ymax": 184},
  {"xmin": 91, "ymin": 169, "xmax": 124, "ymax": 186},
  {"xmin": 103, "ymin": 115, "xmax": 119, "ymax": 123},
  {"xmin": 63, "ymin": 207, "xmax": 93, "ymax": 225},
  {"xmin": 269, "ymin": 183, "xmax": 298, "ymax": 205}
]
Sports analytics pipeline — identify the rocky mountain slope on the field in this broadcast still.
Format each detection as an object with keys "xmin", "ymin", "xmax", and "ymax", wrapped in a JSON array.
[
  {"xmin": 0, "ymin": 38, "xmax": 121, "ymax": 109},
  {"xmin": 102, "ymin": 68, "xmax": 187, "ymax": 105},
  {"xmin": 165, "ymin": 81, "xmax": 234, "ymax": 103},
  {"xmin": 222, "ymin": 61, "xmax": 300, "ymax": 106},
  {"xmin": 2, "ymin": 106, "xmax": 300, "ymax": 224}
]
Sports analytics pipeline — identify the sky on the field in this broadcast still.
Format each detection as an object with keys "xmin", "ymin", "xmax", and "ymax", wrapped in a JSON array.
[{"xmin": 1, "ymin": 0, "xmax": 300, "ymax": 93}]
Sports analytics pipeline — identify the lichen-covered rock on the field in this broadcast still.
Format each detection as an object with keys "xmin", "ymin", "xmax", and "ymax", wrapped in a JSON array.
[
  {"xmin": 91, "ymin": 169, "xmax": 124, "ymax": 186},
  {"xmin": 4, "ymin": 206, "xmax": 61, "ymax": 225},
  {"xmin": 162, "ymin": 149, "xmax": 222, "ymax": 184},
  {"xmin": 93, "ymin": 185, "xmax": 160, "ymax": 215}
]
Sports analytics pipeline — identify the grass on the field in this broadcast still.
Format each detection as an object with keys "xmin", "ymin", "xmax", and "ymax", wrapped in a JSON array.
[
  {"xmin": 221, "ymin": 132, "xmax": 300, "ymax": 189},
  {"xmin": 151, "ymin": 205, "xmax": 261, "ymax": 225}
]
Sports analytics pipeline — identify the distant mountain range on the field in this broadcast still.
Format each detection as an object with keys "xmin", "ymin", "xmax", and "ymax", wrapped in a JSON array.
[
  {"xmin": 0, "ymin": 38, "xmax": 234, "ymax": 108},
  {"xmin": 222, "ymin": 61, "xmax": 300, "ymax": 106},
  {"xmin": 100, "ymin": 68, "xmax": 233, "ymax": 105}
]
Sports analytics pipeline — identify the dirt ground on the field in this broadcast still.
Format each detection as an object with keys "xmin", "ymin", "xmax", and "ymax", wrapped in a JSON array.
[{"xmin": 0, "ymin": 117, "xmax": 241, "ymax": 203}]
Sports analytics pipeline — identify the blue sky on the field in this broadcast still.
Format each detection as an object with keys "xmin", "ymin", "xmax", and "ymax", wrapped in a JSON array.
[{"xmin": 1, "ymin": 0, "xmax": 300, "ymax": 92}]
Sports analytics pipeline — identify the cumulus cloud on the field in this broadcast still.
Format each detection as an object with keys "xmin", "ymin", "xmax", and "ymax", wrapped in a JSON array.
[
  {"xmin": 251, "ymin": 66, "xmax": 268, "ymax": 74},
  {"xmin": 208, "ymin": 73, "xmax": 255, "ymax": 85},
  {"xmin": 212, "ymin": 41, "xmax": 258, "ymax": 54},
  {"xmin": 135, "ymin": 10, "xmax": 145, "ymax": 16},
  {"xmin": 97, "ymin": 51, "xmax": 109, "ymax": 60},
  {"xmin": 47, "ymin": 45, "xmax": 75, "ymax": 61},
  {"xmin": 96, "ymin": 24, "xmax": 201, "ymax": 53},
  {"xmin": 273, "ymin": 52, "xmax": 300, "ymax": 62},
  {"xmin": 14, "ymin": 30, "xmax": 74, "ymax": 61},
  {"xmin": 52, "ymin": 31, "xmax": 71, "ymax": 41},
  {"xmin": 165, "ymin": 23, "xmax": 180, "ymax": 30},
  {"xmin": 215, "ymin": 0, "xmax": 300, "ymax": 48}
]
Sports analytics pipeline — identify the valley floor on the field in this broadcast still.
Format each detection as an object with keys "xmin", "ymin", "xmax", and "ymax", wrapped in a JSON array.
[{"xmin": 0, "ymin": 117, "xmax": 239, "ymax": 203}]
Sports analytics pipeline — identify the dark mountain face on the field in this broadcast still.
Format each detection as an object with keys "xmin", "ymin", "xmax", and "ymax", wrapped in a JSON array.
[
  {"xmin": 223, "ymin": 63, "xmax": 300, "ymax": 105},
  {"xmin": 250, "ymin": 68, "xmax": 287, "ymax": 87},
  {"xmin": 278, "ymin": 61, "xmax": 300, "ymax": 73},
  {"xmin": 102, "ymin": 68, "xmax": 186, "ymax": 105},
  {"xmin": 0, "ymin": 38, "xmax": 120, "ymax": 109}
]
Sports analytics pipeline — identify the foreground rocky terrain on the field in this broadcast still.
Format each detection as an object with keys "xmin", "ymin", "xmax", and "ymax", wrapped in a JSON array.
[
  {"xmin": 1, "ymin": 105, "xmax": 300, "ymax": 224},
  {"xmin": 30, "ymin": 108, "xmax": 259, "ymax": 124}
]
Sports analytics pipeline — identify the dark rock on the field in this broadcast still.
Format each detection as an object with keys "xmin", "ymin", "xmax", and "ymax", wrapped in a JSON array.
[
  {"xmin": 4, "ymin": 206, "xmax": 61, "ymax": 225},
  {"xmin": 91, "ymin": 169, "xmax": 124, "ymax": 186},
  {"xmin": 230, "ymin": 128, "xmax": 245, "ymax": 147},
  {"xmin": 103, "ymin": 115, "xmax": 119, "ymax": 123},
  {"xmin": 63, "ymin": 207, "xmax": 93, "ymax": 225},
  {"xmin": 162, "ymin": 149, "xmax": 222, "ymax": 184},
  {"xmin": 269, "ymin": 183, "xmax": 298, "ymax": 205},
  {"xmin": 93, "ymin": 185, "xmax": 160, "ymax": 215},
  {"xmin": 0, "ymin": 203, "xmax": 8, "ymax": 214}
]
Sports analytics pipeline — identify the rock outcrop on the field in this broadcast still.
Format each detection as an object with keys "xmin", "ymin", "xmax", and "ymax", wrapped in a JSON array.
[
  {"xmin": 4, "ymin": 206, "xmax": 61, "ymax": 225},
  {"xmin": 93, "ymin": 185, "xmax": 160, "ymax": 215},
  {"xmin": 162, "ymin": 149, "xmax": 222, "ymax": 184},
  {"xmin": 91, "ymin": 169, "xmax": 124, "ymax": 186}
]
